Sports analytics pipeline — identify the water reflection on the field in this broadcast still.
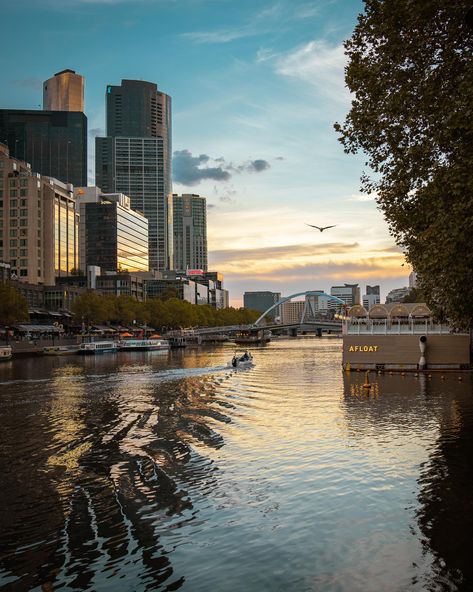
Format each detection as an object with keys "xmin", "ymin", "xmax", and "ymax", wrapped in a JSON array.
[{"xmin": 0, "ymin": 351, "xmax": 234, "ymax": 591}]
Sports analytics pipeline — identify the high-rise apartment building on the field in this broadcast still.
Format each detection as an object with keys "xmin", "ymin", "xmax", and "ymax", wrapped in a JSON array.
[
  {"xmin": 385, "ymin": 287, "xmax": 409, "ymax": 304},
  {"xmin": 96, "ymin": 79, "xmax": 172, "ymax": 272},
  {"xmin": 172, "ymin": 193, "xmax": 207, "ymax": 272},
  {"xmin": 74, "ymin": 186, "xmax": 149, "ymax": 273},
  {"xmin": 362, "ymin": 285, "xmax": 380, "ymax": 309},
  {"xmin": 0, "ymin": 143, "xmax": 78, "ymax": 285},
  {"xmin": 43, "ymin": 69, "xmax": 85, "ymax": 112},
  {"xmin": 330, "ymin": 283, "xmax": 361, "ymax": 307},
  {"xmin": 243, "ymin": 291, "xmax": 281, "ymax": 318},
  {"xmin": 0, "ymin": 109, "xmax": 87, "ymax": 187}
]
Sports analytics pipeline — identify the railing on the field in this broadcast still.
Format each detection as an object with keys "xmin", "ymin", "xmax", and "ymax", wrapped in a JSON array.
[{"xmin": 345, "ymin": 319, "xmax": 457, "ymax": 335}]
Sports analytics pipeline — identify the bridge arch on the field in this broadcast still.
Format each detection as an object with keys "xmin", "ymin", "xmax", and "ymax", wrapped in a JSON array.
[{"xmin": 252, "ymin": 291, "xmax": 346, "ymax": 327}]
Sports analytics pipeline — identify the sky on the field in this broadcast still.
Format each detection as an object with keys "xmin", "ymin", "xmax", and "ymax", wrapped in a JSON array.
[{"xmin": 0, "ymin": 0, "xmax": 410, "ymax": 305}]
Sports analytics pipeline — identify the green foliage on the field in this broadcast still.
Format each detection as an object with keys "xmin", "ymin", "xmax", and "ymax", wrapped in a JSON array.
[
  {"xmin": 335, "ymin": 0, "xmax": 473, "ymax": 328},
  {"xmin": 0, "ymin": 283, "xmax": 29, "ymax": 325},
  {"xmin": 402, "ymin": 287, "xmax": 426, "ymax": 304},
  {"xmin": 70, "ymin": 291, "xmax": 260, "ymax": 330}
]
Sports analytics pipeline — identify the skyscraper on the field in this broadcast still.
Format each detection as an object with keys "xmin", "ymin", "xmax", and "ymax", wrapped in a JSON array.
[
  {"xmin": 362, "ymin": 285, "xmax": 380, "ymax": 309},
  {"xmin": 172, "ymin": 193, "xmax": 207, "ymax": 272},
  {"xmin": 96, "ymin": 79, "xmax": 172, "ymax": 272},
  {"xmin": 43, "ymin": 69, "xmax": 84, "ymax": 112},
  {"xmin": 0, "ymin": 109, "xmax": 87, "ymax": 187}
]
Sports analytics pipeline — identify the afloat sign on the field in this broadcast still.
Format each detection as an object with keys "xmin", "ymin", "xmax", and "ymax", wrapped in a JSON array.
[{"xmin": 348, "ymin": 345, "xmax": 379, "ymax": 352}]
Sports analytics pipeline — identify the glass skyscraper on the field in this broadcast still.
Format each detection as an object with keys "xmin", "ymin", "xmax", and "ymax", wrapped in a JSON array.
[
  {"xmin": 0, "ymin": 109, "xmax": 87, "ymax": 187},
  {"xmin": 95, "ymin": 79, "xmax": 172, "ymax": 272}
]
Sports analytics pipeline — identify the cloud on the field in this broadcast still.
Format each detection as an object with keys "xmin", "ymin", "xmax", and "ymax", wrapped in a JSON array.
[
  {"xmin": 173, "ymin": 151, "xmax": 272, "ymax": 186},
  {"xmin": 275, "ymin": 40, "xmax": 349, "ymax": 105},
  {"xmin": 173, "ymin": 150, "xmax": 231, "ymax": 186},
  {"xmin": 247, "ymin": 159, "xmax": 270, "ymax": 172},
  {"xmin": 89, "ymin": 127, "xmax": 105, "ymax": 138}
]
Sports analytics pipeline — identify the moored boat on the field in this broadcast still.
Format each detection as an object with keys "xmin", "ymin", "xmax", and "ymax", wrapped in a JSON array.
[
  {"xmin": 0, "ymin": 346, "xmax": 12, "ymax": 361},
  {"xmin": 78, "ymin": 341, "xmax": 118, "ymax": 355},
  {"xmin": 117, "ymin": 338, "xmax": 170, "ymax": 351},
  {"xmin": 43, "ymin": 345, "xmax": 80, "ymax": 355}
]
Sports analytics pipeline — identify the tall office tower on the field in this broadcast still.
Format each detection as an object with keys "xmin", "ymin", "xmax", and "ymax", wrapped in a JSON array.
[
  {"xmin": 330, "ymin": 283, "xmax": 361, "ymax": 307},
  {"xmin": 96, "ymin": 79, "xmax": 172, "ymax": 272},
  {"xmin": 243, "ymin": 291, "xmax": 281, "ymax": 318},
  {"xmin": 74, "ymin": 186, "xmax": 149, "ymax": 273},
  {"xmin": 0, "ymin": 109, "xmax": 87, "ymax": 187},
  {"xmin": 43, "ymin": 69, "xmax": 84, "ymax": 112},
  {"xmin": 0, "ymin": 143, "xmax": 78, "ymax": 285},
  {"xmin": 172, "ymin": 193, "xmax": 207, "ymax": 272},
  {"xmin": 362, "ymin": 284, "xmax": 380, "ymax": 309}
]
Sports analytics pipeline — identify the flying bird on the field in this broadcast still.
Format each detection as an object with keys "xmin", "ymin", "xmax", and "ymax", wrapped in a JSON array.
[{"xmin": 306, "ymin": 223, "xmax": 337, "ymax": 232}]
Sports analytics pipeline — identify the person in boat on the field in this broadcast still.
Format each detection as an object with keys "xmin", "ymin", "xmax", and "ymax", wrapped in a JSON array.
[
  {"xmin": 232, "ymin": 355, "xmax": 238, "ymax": 367},
  {"xmin": 241, "ymin": 351, "xmax": 250, "ymax": 361}
]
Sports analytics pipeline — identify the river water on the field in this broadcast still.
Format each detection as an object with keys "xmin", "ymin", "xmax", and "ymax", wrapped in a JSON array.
[{"xmin": 0, "ymin": 338, "xmax": 472, "ymax": 591}]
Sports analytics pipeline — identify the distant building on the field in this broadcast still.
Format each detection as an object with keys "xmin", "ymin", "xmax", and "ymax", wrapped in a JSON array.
[
  {"xmin": 0, "ymin": 261, "xmax": 11, "ymax": 283},
  {"xmin": 74, "ymin": 186, "xmax": 149, "ymax": 273},
  {"xmin": 0, "ymin": 143, "xmax": 78, "ymax": 285},
  {"xmin": 330, "ymin": 284, "xmax": 360, "ymax": 307},
  {"xmin": 145, "ymin": 277, "xmax": 197, "ymax": 304},
  {"xmin": 0, "ymin": 109, "xmax": 87, "ymax": 187},
  {"xmin": 362, "ymin": 285, "xmax": 380, "ymax": 309},
  {"xmin": 43, "ymin": 69, "xmax": 84, "ymax": 112},
  {"xmin": 96, "ymin": 79, "xmax": 172, "ymax": 271},
  {"xmin": 172, "ymin": 193, "xmax": 208, "ymax": 272},
  {"xmin": 280, "ymin": 300, "xmax": 305, "ymax": 324},
  {"xmin": 243, "ymin": 291, "xmax": 281, "ymax": 318},
  {"xmin": 385, "ymin": 287, "xmax": 409, "ymax": 304},
  {"xmin": 409, "ymin": 271, "xmax": 417, "ymax": 289}
]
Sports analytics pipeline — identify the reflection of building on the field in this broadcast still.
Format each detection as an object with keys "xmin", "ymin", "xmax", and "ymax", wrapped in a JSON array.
[
  {"xmin": 0, "ymin": 109, "xmax": 87, "ymax": 187},
  {"xmin": 0, "ymin": 143, "xmax": 78, "ymax": 285},
  {"xmin": 172, "ymin": 194, "xmax": 207, "ymax": 272},
  {"xmin": 331, "ymin": 283, "xmax": 360, "ymax": 307},
  {"xmin": 43, "ymin": 69, "xmax": 84, "ymax": 112},
  {"xmin": 74, "ymin": 186, "xmax": 148, "ymax": 273},
  {"xmin": 96, "ymin": 79, "xmax": 172, "ymax": 272},
  {"xmin": 385, "ymin": 287, "xmax": 409, "ymax": 304},
  {"xmin": 244, "ymin": 291, "xmax": 281, "ymax": 318},
  {"xmin": 362, "ymin": 285, "xmax": 380, "ymax": 309}
]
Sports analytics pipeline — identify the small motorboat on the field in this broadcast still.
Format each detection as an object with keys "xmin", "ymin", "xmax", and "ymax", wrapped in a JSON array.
[
  {"xmin": 229, "ymin": 351, "xmax": 254, "ymax": 368},
  {"xmin": 0, "ymin": 346, "xmax": 12, "ymax": 361}
]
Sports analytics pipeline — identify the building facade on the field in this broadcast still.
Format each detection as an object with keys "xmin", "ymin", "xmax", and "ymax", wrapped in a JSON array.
[
  {"xmin": 280, "ymin": 300, "xmax": 305, "ymax": 325},
  {"xmin": 0, "ymin": 143, "xmax": 78, "ymax": 285},
  {"xmin": 0, "ymin": 109, "xmax": 87, "ymax": 187},
  {"xmin": 362, "ymin": 285, "xmax": 381, "ymax": 309},
  {"xmin": 172, "ymin": 193, "xmax": 207, "ymax": 272},
  {"xmin": 243, "ymin": 291, "xmax": 281, "ymax": 318},
  {"xmin": 385, "ymin": 287, "xmax": 409, "ymax": 304},
  {"xmin": 43, "ymin": 69, "xmax": 84, "ymax": 112},
  {"xmin": 74, "ymin": 187, "xmax": 148, "ymax": 273},
  {"xmin": 96, "ymin": 79, "xmax": 172, "ymax": 272},
  {"xmin": 330, "ymin": 284, "xmax": 361, "ymax": 308}
]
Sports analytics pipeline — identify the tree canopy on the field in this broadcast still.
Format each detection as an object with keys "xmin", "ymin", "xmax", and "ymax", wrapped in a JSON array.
[
  {"xmin": 335, "ymin": 0, "xmax": 473, "ymax": 328},
  {"xmin": 0, "ymin": 283, "xmax": 29, "ymax": 326}
]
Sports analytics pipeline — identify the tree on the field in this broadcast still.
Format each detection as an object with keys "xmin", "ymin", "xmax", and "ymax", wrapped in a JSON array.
[
  {"xmin": 0, "ymin": 283, "xmax": 29, "ymax": 325},
  {"xmin": 335, "ymin": 0, "xmax": 473, "ymax": 327},
  {"xmin": 71, "ymin": 291, "xmax": 113, "ymax": 325}
]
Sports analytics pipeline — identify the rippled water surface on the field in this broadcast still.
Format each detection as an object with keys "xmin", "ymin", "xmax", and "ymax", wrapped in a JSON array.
[{"xmin": 1, "ymin": 338, "xmax": 473, "ymax": 591}]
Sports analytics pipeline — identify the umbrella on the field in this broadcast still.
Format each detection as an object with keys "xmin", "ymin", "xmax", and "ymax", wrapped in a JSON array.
[
  {"xmin": 120, "ymin": 332, "xmax": 133, "ymax": 337},
  {"xmin": 149, "ymin": 334, "xmax": 162, "ymax": 338}
]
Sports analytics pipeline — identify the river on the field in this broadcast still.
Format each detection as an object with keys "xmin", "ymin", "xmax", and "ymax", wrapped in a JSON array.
[{"xmin": 0, "ymin": 338, "xmax": 472, "ymax": 591}]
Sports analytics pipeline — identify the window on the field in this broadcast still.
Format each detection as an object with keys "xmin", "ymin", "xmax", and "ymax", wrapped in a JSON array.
[
  {"xmin": 20, "ymin": 209, "xmax": 27, "ymax": 217},
  {"xmin": 10, "ymin": 219, "xmax": 17, "ymax": 227},
  {"xmin": 9, "ymin": 239, "xmax": 17, "ymax": 247},
  {"xmin": 9, "ymin": 229, "xmax": 17, "ymax": 237},
  {"xmin": 20, "ymin": 249, "xmax": 27, "ymax": 256},
  {"xmin": 20, "ymin": 259, "xmax": 27, "ymax": 267},
  {"xmin": 20, "ymin": 229, "xmax": 27, "ymax": 236},
  {"xmin": 10, "ymin": 249, "xmax": 17, "ymax": 257},
  {"xmin": 20, "ymin": 189, "xmax": 28, "ymax": 197},
  {"xmin": 10, "ymin": 190, "xmax": 17, "ymax": 197},
  {"xmin": 9, "ymin": 179, "xmax": 16, "ymax": 187},
  {"xmin": 10, "ymin": 199, "xmax": 17, "ymax": 207},
  {"xmin": 20, "ymin": 179, "xmax": 28, "ymax": 187},
  {"xmin": 20, "ymin": 199, "xmax": 27, "ymax": 207},
  {"xmin": 10, "ymin": 209, "xmax": 17, "ymax": 217},
  {"xmin": 20, "ymin": 239, "xmax": 27, "ymax": 246},
  {"xmin": 19, "ymin": 269, "xmax": 27, "ymax": 277},
  {"xmin": 20, "ymin": 219, "xmax": 27, "ymax": 227}
]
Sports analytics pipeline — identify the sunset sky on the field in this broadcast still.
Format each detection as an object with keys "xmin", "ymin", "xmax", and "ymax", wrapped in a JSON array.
[{"xmin": 0, "ymin": 0, "xmax": 410, "ymax": 305}]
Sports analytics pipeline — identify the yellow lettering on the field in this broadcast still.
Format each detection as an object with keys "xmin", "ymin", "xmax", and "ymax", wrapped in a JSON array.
[
  {"xmin": 349, "ymin": 346, "xmax": 354, "ymax": 352},
  {"xmin": 354, "ymin": 346, "xmax": 359, "ymax": 351},
  {"xmin": 373, "ymin": 346, "xmax": 378, "ymax": 352}
]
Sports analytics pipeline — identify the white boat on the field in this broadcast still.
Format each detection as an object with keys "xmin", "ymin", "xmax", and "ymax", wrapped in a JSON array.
[
  {"xmin": 117, "ymin": 338, "xmax": 170, "ymax": 351},
  {"xmin": 229, "ymin": 351, "xmax": 254, "ymax": 368},
  {"xmin": 78, "ymin": 341, "xmax": 118, "ymax": 355},
  {"xmin": 43, "ymin": 345, "xmax": 80, "ymax": 355},
  {"xmin": 0, "ymin": 346, "xmax": 12, "ymax": 361}
]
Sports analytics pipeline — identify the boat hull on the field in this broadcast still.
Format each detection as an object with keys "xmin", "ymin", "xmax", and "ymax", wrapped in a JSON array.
[{"xmin": 0, "ymin": 346, "xmax": 12, "ymax": 361}]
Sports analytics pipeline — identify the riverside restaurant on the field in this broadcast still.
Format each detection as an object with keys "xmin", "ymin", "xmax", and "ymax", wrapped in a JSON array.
[{"xmin": 342, "ymin": 303, "xmax": 471, "ymax": 371}]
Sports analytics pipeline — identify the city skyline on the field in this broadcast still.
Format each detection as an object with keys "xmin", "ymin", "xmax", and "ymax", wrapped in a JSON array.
[{"xmin": 0, "ymin": 0, "xmax": 410, "ymax": 304}]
